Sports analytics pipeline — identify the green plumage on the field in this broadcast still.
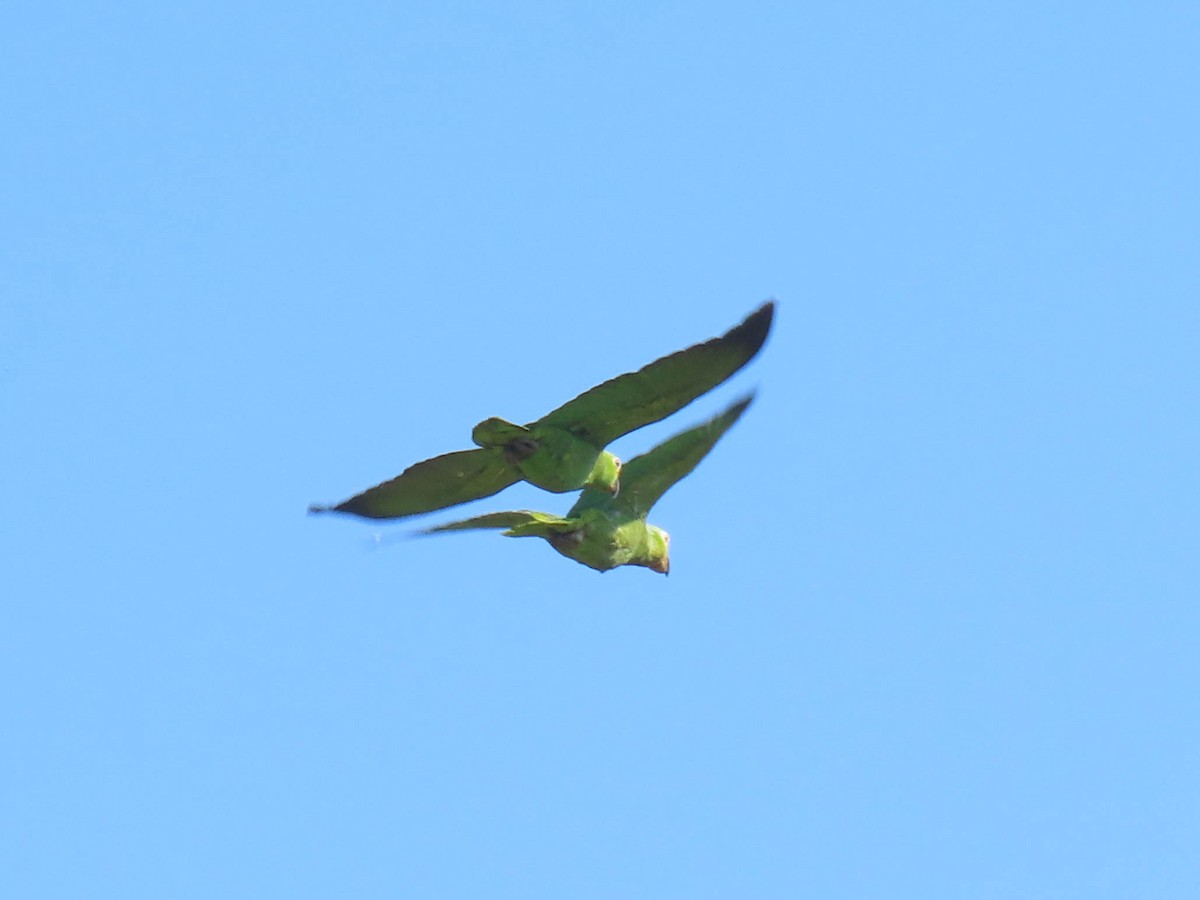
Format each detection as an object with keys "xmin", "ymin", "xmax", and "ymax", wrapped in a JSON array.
[
  {"xmin": 310, "ymin": 302, "xmax": 773, "ymax": 520},
  {"xmin": 421, "ymin": 394, "xmax": 755, "ymax": 573}
]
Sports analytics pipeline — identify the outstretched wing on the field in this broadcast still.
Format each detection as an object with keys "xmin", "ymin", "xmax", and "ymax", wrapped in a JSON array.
[
  {"xmin": 535, "ymin": 301, "xmax": 773, "ymax": 448},
  {"xmin": 613, "ymin": 393, "xmax": 754, "ymax": 517},
  {"xmin": 309, "ymin": 449, "xmax": 520, "ymax": 520},
  {"xmin": 422, "ymin": 510, "xmax": 577, "ymax": 537}
]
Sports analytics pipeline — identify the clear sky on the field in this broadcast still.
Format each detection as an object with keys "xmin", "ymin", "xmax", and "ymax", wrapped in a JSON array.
[{"xmin": 4, "ymin": 2, "xmax": 1198, "ymax": 897}]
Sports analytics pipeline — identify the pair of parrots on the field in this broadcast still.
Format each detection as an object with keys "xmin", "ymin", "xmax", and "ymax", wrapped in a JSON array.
[{"xmin": 310, "ymin": 301, "xmax": 774, "ymax": 574}]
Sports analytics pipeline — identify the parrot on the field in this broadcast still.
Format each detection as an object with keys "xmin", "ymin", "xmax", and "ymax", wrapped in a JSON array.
[
  {"xmin": 418, "ymin": 393, "xmax": 755, "ymax": 574},
  {"xmin": 309, "ymin": 301, "xmax": 772, "ymax": 520}
]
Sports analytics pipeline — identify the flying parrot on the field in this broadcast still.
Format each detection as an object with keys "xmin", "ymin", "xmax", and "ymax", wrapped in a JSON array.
[
  {"xmin": 418, "ymin": 393, "xmax": 755, "ymax": 574},
  {"xmin": 309, "ymin": 302, "xmax": 773, "ymax": 520}
]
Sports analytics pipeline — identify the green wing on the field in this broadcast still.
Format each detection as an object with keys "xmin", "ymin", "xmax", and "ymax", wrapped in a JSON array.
[
  {"xmin": 422, "ymin": 509, "xmax": 577, "ymax": 537},
  {"xmin": 535, "ymin": 301, "xmax": 773, "ymax": 448},
  {"xmin": 610, "ymin": 393, "xmax": 755, "ymax": 517},
  {"xmin": 308, "ymin": 449, "xmax": 520, "ymax": 520}
]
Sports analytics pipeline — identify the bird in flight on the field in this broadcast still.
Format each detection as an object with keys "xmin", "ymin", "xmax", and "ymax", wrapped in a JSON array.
[
  {"xmin": 418, "ymin": 393, "xmax": 755, "ymax": 574},
  {"xmin": 310, "ymin": 302, "xmax": 773, "ymax": 520}
]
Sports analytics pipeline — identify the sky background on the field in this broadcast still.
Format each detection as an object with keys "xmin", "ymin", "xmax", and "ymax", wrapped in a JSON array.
[{"xmin": 3, "ymin": 2, "xmax": 1198, "ymax": 897}]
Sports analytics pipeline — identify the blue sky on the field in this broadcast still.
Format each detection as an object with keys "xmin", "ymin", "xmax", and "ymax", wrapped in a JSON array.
[{"xmin": 3, "ymin": 2, "xmax": 1198, "ymax": 897}]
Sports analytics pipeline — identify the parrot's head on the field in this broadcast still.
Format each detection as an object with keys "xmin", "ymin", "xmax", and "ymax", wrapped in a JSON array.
[
  {"xmin": 586, "ymin": 451, "xmax": 622, "ymax": 496},
  {"xmin": 642, "ymin": 526, "xmax": 670, "ymax": 576}
]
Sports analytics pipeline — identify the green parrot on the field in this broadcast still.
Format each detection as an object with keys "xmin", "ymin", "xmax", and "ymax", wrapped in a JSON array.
[
  {"xmin": 419, "ymin": 393, "xmax": 755, "ymax": 574},
  {"xmin": 310, "ymin": 302, "xmax": 773, "ymax": 520}
]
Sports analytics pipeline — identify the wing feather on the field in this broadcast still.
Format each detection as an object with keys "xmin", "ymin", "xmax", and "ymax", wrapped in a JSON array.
[
  {"xmin": 422, "ymin": 510, "xmax": 576, "ymax": 535},
  {"xmin": 308, "ymin": 449, "xmax": 519, "ymax": 520},
  {"xmin": 535, "ymin": 302, "xmax": 773, "ymax": 447},
  {"xmin": 615, "ymin": 393, "xmax": 755, "ymax": 516}
]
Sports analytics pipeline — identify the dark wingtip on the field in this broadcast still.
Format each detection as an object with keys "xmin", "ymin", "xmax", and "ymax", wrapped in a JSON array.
[
  {"xmin": 308, "ymin": 501, "xmax": 353, "ymax": 516},
  {"xmin": 729, "ymin": 299, "xmax": 775, "ymax": 356},
  {"xmin": 721, "ymin": 391, "xmax": 757, "ymax": 429},
  {"xmin": 315, "ymin": 494, "xmax": 425, "ymax": 520}
]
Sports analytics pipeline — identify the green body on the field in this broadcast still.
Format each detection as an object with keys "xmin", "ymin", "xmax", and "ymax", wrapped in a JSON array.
[
  {"xmin": 473, "ymin": 420, "xmax": 622, "ymax": 494},
  {"xmin": 502, "ymin": 507, "xmax": 669, "ymax": 573},
  {"xmin": 423, "ymin": 395, "xmax": 753, "ymax": 574},
  {"xmin": 310, "ymin": 302, "xmax": 773, "ymax": 520}
]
